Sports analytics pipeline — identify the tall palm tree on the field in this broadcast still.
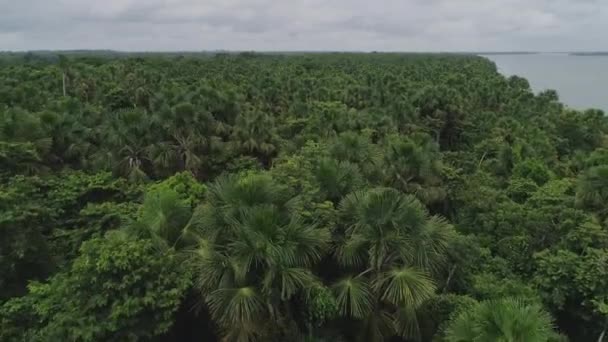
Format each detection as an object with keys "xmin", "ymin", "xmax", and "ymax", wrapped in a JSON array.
[
  {"xmin": 58, "ymin": 55, "xmax": 69, "ymax": 97},
  {"xmin": 333, "ymin": 188, "xmax": 455, "ymax": 341},
  {"xmin": 189, "ymin": 172, "xmax": 331, "ymax": 341},
  {"xmin": 445, "ymin": 298, "xmax": 555, "ymax": 342},
  {"xmin": 170, "ymin": 131, "xmax": 205, "ymax": 174},
  {"xmin": 105, "ymin": 109, "xmax": 156, "ymax": 180}
]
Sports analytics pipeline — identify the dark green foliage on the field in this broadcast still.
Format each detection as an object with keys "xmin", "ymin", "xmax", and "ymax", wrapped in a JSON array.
[
  {"xmin": 513, "ymin": 159, "xmax": 552, "ymax": 185},
  {"xmin": 3, "ymin": 52, "xmax": 607, "ymax": 341},
  {"xmin": 0, "ymin": 176, "xmax": 53, "ymax": 300},
  {"xmin": 418, "ymin": 294, "xmax": 478, "ymax": 341},
  {"xmin": 576, "ymin": 165, "xmax": 608, "ymax": 219}
]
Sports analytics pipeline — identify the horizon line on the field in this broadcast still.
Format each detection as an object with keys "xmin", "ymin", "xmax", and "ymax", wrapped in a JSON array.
[{"xmin": 2, "ymin": 50, "xmax": 608, "ymax": 55}]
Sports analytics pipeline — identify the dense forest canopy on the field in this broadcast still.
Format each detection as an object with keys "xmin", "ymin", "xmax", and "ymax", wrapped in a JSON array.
[{"xmin": 1, "ymin": 52, "xmax": 607, "ymax": 341}]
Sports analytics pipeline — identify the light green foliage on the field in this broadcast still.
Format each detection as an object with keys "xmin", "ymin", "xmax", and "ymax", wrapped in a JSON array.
[
  {"xmin": 0, "ymin": 234, "xmax": 191, "ymax": 342},
  {"xmin": 305, "ymin": 285, "xmax": 339, "ymax": 327},
  {"xmin": 46, "ymin": 171, "xmax": 142, "ymax": 261},
  {"xmin": 145, "ymin": 171, "xmax": 206, "ymax": 207},
  {"xmin": 584, "ymin": 148, "xmax": 608, "ymax": 168},
  {"xmin": 534, "ymin": 248, "xmax": 608, "ymax": 337},
  {"xmin": 46, "ymin": 171, "xmax": 140, "ymax": 218},
  {"xmin": 132, "ymin": 188, "xmax": 194, "ymax": 249},
  {"xmin": 445, "ymin": 298, "xmax": 555, "ymax": 342},
  {"xmin": 270, "ymin": 146, "xmax": 322, "ymax": 202},
  {"xmin": 129, "ymin": 172, "xmax": 206, "ymax": 249},
  {"xmin": 528, "ymin": 179, "xmax": 576, "ymax": 206},
  {"xmin": 471, "ymin": 273, "xmax": 540, "ymax": 302},
  {"xmin": 506, "ymin": 177, "xmax": 539, "ymax": 203}
]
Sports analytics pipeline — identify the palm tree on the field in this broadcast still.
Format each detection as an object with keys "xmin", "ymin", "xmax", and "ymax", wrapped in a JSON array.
[
  {"xmin": 170, "ymin": 131, "xmax": 205, "ymax": 174},
  {"xmin": 105, "ymin": 109, "xmax": 157, "ymax": 180},
  {"xmin": 188, "ymin": 172, "xmax": 331, "ymax": 341},
  {"xmin": 147, "ymin": 102, "xmax": 221, "ymax": 177},
  {"xmin": 231, "ymin": 110, "xmax": 278, "ymax": 166},
  {"xmin": 412, "ymin": 85, "xmax": 464, "ymax": 150},
  {"xmin": 445, "ymin": 298, "xmax": 555, "ymax": 342},
  {"xmin": 314, "ymin": 158, "xmax": 364, "ymax": 203},
  {"xmin": 382, "ymin": 133, "xmax": 446, "ymax": 204},
  {"xmin": 329, "ymin": 131, "xmax": 383, "ymax": 182},
  {"xmin": 333, "ymin": 188, "xmax": 455, "ymax": 341},
  {"xmin": 46, "ymin": 111, "xmax": 99, "ymax": 169},
  {"xmin": 330, "ymin": 131, "xmax": 377, "ymax": 166},
  {"xmin": 129, "ymin": 188, "xmax": 195, "ymax": 251},
  {"xmin": 116, "ymin": 143, "xmax": 151, "ymax": 182},
  {"xmin": 58, "ymin": 55, "xmax": 69, "ymax": 97}
]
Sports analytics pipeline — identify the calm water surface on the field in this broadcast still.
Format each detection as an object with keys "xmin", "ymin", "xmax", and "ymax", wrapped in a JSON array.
[{"xmin": 482, "ymin": 54, "xmax": 608, "ymax": 111}]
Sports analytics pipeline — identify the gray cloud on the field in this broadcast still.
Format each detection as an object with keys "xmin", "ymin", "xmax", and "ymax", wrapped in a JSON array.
[{"xmin": 0, "ymin": 0, "xmax": 606, "ymax": 51}]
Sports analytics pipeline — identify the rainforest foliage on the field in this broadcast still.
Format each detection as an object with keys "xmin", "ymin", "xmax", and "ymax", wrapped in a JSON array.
[{"xmin": 1, "ymin": 52, "xmax": 607, "ymax": 341}]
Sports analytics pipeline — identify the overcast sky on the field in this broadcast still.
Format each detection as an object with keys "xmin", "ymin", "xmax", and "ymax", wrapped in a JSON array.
[{"xmin": 1, "ymin": 0, "xmax": 606, "ymax": 52}]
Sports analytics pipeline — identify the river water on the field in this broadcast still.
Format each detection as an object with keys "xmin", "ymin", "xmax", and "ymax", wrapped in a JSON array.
[{"xmin": 482, "ymin": 53, "xmax": 608, "ymax": 112}]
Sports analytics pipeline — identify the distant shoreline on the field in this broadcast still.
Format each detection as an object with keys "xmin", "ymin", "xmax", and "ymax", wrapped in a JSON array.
[
  {"xmin": 476, "ymin": 52, "xmax": 539, "ymax": 56},
  {"xmin": 569, "ymin": 52, "xmax": 608, "ymax": 56}
]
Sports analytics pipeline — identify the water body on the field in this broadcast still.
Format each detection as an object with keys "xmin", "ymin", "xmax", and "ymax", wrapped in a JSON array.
[{"xmin": 482, "ymin": 53, "xmax": 608, "ymax": 111}]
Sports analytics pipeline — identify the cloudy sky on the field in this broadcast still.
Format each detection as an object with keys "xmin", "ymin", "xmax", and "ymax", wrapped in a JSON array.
[{"xmin": 1, "ymin": 0, "xmax": 606, "ymax": 51}]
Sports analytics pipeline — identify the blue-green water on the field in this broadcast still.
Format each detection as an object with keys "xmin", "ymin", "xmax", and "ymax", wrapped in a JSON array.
[{"xmin": 483, "ymin": 54, "xmax": 608, "ymax": 111}]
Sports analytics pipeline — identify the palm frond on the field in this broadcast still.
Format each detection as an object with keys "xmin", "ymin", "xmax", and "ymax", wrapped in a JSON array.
[
  {"xmin": 445, "ymin": 298, "xmax": 555, "ymax": 342},
  {"xmin": 206, "ymin": 287, "xmax": 267, "ymax": 340},
  {"xmin": 443, "ymin": 305, "xmax": 478, "ymax": 342},
  {"xmin": 332, "ymin": 276, "xmax": 374, "ymax": 319},
  {"xmin": 283, "ymin": 216, "xmax": 330, "ymax": 267},
  {"xmin": 393, "ymin": 305, "xmax": 422, "ymax": 341},
  {"xmin": 374, "ymin": 266, "xmax": 436, "ymax": 308},
  {"xmin": 409, "ymin": 215, "xmax": 456, "ymax": 274},
  {"xmin": 263, "ymin": 267, "xmax": 319, "ymax": 300},
  {"xmin": 136, "ymin": 188, "xmax": 192, "ymax": 248},
  {"xmin": 336, "ymin": 233, "xmax": 368, "ymax": 268}
]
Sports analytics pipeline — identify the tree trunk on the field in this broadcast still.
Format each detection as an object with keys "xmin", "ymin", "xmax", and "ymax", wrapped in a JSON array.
[
  {"xmin": 478, "ymin": 151, "xmax": 488, "ymax": 169},
  {"xmin": 443, "ymin": 265, "xmax": 457, "ymax": 293},
  {"xmin": 599, "ymin": 327, "xmax": 606, "ymax": 342},
  {"xmin": 62, "ymin": 72, "xmax": 67, "ymax": 97}
]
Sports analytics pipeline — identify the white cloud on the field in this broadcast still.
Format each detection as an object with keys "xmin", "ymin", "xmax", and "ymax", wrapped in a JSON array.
[{"xmin": 0, "ymin": 0, "xmax": 606, "ymax": 51}]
